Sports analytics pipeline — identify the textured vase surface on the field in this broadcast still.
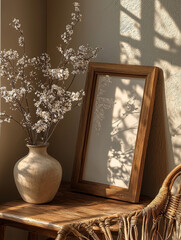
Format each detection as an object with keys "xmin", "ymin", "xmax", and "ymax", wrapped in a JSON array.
[{"xmin": 14, "ymin": 144, "xmax": 62, "ymax": 204}]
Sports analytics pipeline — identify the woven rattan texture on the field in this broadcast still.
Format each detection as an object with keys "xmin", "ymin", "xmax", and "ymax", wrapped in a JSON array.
[{"xmin": 56, "ymin": 164, "xmax": 181, "ymax": 240}]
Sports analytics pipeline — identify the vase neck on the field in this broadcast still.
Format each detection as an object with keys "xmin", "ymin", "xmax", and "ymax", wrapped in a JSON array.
[{"xmin": 27, "ymin": 145, "xmax": 48, "ymax": 156}]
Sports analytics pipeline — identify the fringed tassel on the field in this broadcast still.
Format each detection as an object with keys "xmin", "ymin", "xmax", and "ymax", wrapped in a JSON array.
[
  {"xmin": 162, "ymin": 217, "xmax": 168, "ymax": 239},
  {"xmin": 70, "ymin": 226, "xmax": 90, "ymax": 240},
  {"xmin": 55, "ymin": 233, "xmax": 63, "ymax": 240},
  {"xmin": 130, "ymin": 215, "xmax": 138, "ymax": 240},
  {"xmin": 117, "ymin": 217, "xmax": 124, "ymax": 240},
  {"xmin": 130, "ymin": 211, "xmax": 143, "ymax": 240},
  {"xmin": 105, "ymin": 218, "xmax": 113, "ymax": 240},
  {"xmin": 82, "ymin": 223, "xmax": 101, "ymax": 240},
  {"xmin": 123, "ymin": 216, "xmax": 129, "ymax": 240},
  {"xmin": 56, "ymin": 226, "xmax": 72, "ymax": 240},
  {"xmin": 56, "ymin": 225, "xmax": 91, "ymax": 240},
  {"xmin": 176, "ymin": 216, "xmax": 181, "ymax": 239},
  {"xmin": 150, "ymin": 216, "xmax": 163, "ymax": 240},
  {"xmin": 178, "ymin": 220, "xmax": 181, "ymax": 239},
  {"xmin": 141, "ymin": 214, "xmax": 146, "ymax": 240},
  {"xmin": 99, "ymin": 220, "xmax": 110, "ymax": 240},
  {"xmin": 164, "ymin": 219, "xmax": 174, "ymax": 239},
  {"xmin": 133, "ymin": 225, "xmax": 138, "ymax": 240},
  {"xmin": 141, "ymin": 210, "xmax": 151, "ymax": 240}
]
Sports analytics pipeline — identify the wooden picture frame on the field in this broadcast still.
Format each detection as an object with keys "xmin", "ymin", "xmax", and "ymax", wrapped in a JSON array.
[{"xmin": 71, "ymin": 62, "xmax": 158, "ymax": 203}]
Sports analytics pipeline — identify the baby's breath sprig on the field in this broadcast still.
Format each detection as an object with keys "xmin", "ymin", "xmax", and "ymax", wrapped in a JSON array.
[{"xmin": 0, "ymin": 2, "xmax": 100, "ymax": 145}]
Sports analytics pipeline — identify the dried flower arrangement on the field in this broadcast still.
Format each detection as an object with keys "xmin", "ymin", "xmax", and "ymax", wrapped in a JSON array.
[{"xmin": 0, "ymin": 2, "xmax": 99, "ymax": 145}]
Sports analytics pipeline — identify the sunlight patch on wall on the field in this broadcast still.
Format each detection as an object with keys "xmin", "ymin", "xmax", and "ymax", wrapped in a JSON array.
[
  {"xmin": 119, "ymin": 0, "xmax": 181, "ymax": 173},
  {"xmin": 120, "ymin": 0, "xmax": 141, "ymax": 19},
  {"xmin": 154, "ymin": 37, "xmax": 170, "ymax": 51},
  {"xmin": 155, "ymin": 0, "xmax": 181, "ymax": 48},
  {"xmin": 120, "ymin": 43, "xmax": 141, "ymax": 65},
  {"xmin": 120, "ymin": 12, "xmax": 140, "ymax": 41},
  {"xmin": 83, "ymin": 75, "xmax": 145, "ymax": 189},
  {"xmin": 120, "ymin": 0, "xmax": 141, "ymax": 64},
  {"xmin": 154, "ymin": 0, "xmax": 181, "ymax": 77},
  {"xmin": 154, "ymin": 0, "xmax": 181, "ymax": 120},
  {"xmin": 154, "ymin": 0, "xmax": 181, "ymax": 168}
]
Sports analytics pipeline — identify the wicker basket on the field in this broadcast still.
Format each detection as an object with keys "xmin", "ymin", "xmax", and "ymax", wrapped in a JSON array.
[{"xmin": 56, "ymin": 164, "xmax": 181, "ymax": 240}]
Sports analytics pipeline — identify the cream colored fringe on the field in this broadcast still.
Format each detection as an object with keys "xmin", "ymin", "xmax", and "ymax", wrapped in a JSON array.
[
  {"xmin": 55, "ymin": 187, "xmax": 181, "ymax": 240},
  {"xmin": 55, "ymin": 217, "xmax": 181, "ymax": 240}
]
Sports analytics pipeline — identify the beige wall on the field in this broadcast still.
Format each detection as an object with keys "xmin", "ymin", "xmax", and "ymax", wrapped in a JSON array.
[
  {"xmin": 1, "ymin": 0, "xmax": 181, "ymax": 238},
  {"xmin": 1, "ymin": 1, "xmax": 46, "ymax": 238},
  {"xmin": 1, "ymin": 0, "xmax": 47, "ymax": 200},
  {"xmin": 47, "ymin": 0, "xmax": 181, "ymax": 198}
]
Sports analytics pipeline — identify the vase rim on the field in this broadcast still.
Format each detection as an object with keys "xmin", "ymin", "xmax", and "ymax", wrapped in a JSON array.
[{"xmin": 26, "ymin": 142, "xmax": 49, "ymax": 148}]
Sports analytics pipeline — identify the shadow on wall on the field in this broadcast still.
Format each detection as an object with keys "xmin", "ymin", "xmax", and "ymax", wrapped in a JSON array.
[
  {"xmin": 119, "ymin": 0, "xmax": 181, "ymax": 197},
  {"xmin": 142, "ymin": 70, "xmax": 172, "ymax": 197},
  {"xmin": 47, "ymin": 0, "xmax": 181, "ymax": 195},
  {"xmin": 83, "ymin": 74, "xmax": 145, "ymax": 189}
]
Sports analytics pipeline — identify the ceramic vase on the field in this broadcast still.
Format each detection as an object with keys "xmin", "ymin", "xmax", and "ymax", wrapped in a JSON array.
[{"xmin": 13, "ymin": 144, "xmax": 62, "ymax": 204}]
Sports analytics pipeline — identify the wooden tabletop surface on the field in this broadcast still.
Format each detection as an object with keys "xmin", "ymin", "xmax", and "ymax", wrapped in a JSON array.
[{"xmin": 0, "ymin": 185, "xmax": 150, "ymax": 234}]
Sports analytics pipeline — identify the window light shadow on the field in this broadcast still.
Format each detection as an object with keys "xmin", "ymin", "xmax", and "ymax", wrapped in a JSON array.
[{"xmin": 119, "ymin": 0, "xmax": 181, "ymax": 196}]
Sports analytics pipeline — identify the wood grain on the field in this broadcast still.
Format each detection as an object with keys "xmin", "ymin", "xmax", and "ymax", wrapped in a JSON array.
[
  {"xmin": 71, "ymin": 62, "xmax": 159, "ymax": 203},
  {"xmin": 0, "ymin": 184, "xmax": 150, "ymax": 238}
]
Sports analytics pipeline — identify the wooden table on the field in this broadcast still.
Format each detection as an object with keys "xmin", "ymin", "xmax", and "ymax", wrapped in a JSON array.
[{"xmin": 0, "ymin": 186, "xmax": 150, "ymax": 239}]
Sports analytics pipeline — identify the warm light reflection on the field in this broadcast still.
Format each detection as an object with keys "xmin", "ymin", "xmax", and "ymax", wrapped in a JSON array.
[
  {"xmin": 107, "ymin": 77, "xmax": 145, "ymax": 188},
  {"xmin": 120, "ymin": 0, "xmax": 181, "ymax": 173},
  {"xmin": 154, "ymin": 0, "xmax": 181, "ymax": 47},
  {"xmin": 120, "ymin": 0, "xmax": 141, "ymax": 20},
  {"xmin": 83, "ymin": 75, "xmax": 145, "ymax": 189},
  {"xmin": 154, "ymin": 0, "xmax": 181, "ymax": 171},
  {"xmin": 120, "ymin": 42, "xmax": 141, "ymax": 65},
  {"xmin": 154, "ymin": 37, "xmax": 170, "ymax": 51},
  {"xmin": 120, "ymin": 0, "xmax": 141, "ymax": 65},
  {"xmin": 120, "ymin": 12, "xmax": 141, "ymax": 41}
]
